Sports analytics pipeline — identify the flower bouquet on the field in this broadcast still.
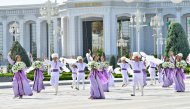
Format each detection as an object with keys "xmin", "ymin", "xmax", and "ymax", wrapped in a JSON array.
[
  {"xmin": 88, "ymin": 61, "xmax": 99, "ymax": 70},
  {"xmin": 176, "ymin": 60, "xmax": 187, "ymax": 69},
  {"xmin": 12, "ymin": 62, "xmax": 26, "ymax": 73},
  {"xmin": 32, "ymin": 61, "xmax": 43, "ymax": 69}
]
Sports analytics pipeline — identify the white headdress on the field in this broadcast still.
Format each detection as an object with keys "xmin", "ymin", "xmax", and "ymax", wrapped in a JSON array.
[
  {"xmin": 121, "ymin": 56, "xmax": 127, "ymax": 61},
  {"xmin": 132, "ymin": 52, "xmax": 141, "ymax": 59},
  {"xmin": 177, "ymin": 53, "xmax": 183, "ymax": 57},
  {"xmin": 77, "ymin": 56, "xmax": 83, "ymax": 61},
  {"xmin": 51, "ymin": 53, "xmax": 58, "ymax": 58}
]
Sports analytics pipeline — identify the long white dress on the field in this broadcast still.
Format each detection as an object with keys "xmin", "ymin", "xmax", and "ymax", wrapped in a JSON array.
[
  {"xmin": 49, "ymin": 61, "xmax": 63, "ymax": 87},
  {"xmin": 117, "ymin": 63, "xmax": 130, "ymax": 85}
]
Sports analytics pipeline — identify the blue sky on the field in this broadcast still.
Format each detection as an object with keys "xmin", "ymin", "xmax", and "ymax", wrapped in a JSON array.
[{"xmin": 0, "ymin": 0, "xmax": 64, "ymax": 6}]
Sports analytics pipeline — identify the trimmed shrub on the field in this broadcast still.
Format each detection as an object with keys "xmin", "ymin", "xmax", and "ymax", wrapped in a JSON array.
[
  {"xmin": 8, "ymin": 41, "xmax": 31, "ymax": 67},
  {"xmin": 109, "ymin": 55, "xmax": 117, "ymax": 69},
  {"xmin": 165, "ymin": 23, "xmax": 190, "ymax": 59}
]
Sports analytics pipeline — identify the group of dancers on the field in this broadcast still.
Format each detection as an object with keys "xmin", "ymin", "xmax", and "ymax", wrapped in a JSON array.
[
  {"xmin": 7, "ymin": 50, "xmax": 188, "ymax": 99},
  {"xmin": 117, "ymin": 51, "xmax": 187, "ymax": 97}
]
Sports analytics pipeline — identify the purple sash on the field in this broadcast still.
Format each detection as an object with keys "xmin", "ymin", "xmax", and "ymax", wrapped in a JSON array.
[
  {"xmin": 51, "ymin": 69, "xmax": 59, "ymax": 72},
  {"xmin": 121, "ymin": 68, "xmax": 127, "ymax": 70},
  {"xmin": 133, "ymin": 70, "xmax": 141, "ymax": 73},
  {"xmin": 78, "ymin": 70, "xmax": 84, "ymax": 73}
]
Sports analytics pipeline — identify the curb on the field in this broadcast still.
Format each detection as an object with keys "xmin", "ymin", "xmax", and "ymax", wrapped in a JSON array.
[{"xmin": 0, "ymin": 76, "xmax": 189, "ymax": 89}]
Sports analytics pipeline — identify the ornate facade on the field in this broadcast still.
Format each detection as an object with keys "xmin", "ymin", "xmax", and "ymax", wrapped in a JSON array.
[{"xmin": 0, "ymin": 0, "xmax": 190, "ymax": 63}]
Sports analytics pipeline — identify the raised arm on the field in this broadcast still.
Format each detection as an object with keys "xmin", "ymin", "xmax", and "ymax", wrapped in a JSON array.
[
  {"xmin": 86, "ymin": 53, "xmax": 93, "ymax": 63},
  {"xmin": 7, "ymin": 54, "xmax": 15, "ymax": 65}
]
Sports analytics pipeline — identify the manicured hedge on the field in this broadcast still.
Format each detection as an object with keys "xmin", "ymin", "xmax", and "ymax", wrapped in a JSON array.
[{"xmin": 1, "ymin": 66, "xmax": 190, "ymax": 81}]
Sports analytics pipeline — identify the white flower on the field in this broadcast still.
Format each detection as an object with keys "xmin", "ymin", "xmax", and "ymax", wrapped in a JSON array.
[
  {"xmin": 88, "ymin": 61, "xmax": 99, "ymax": 70},
  {"xmin": 169, "ymin": 63, "xmax": 175, "ymax": 68},
  {"xmin": 32, "ymin": 61, "xmax": 43, "ymax": 69},
  {"xmin": 162, "ymin": 62, "xmax": 171, "ymax": 68},
  {"xmin": 12, "ymin": 62, "xmax": 26, "ymax": 73},
  {"xmin": 176, "ymin": 60, "xmax": 187, "ymax": 68}
]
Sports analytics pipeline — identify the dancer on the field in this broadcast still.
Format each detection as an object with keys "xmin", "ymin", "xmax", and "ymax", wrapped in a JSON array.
[
  {"xmin": 8, "ymin": 53, "xmax": 33, "ymax": 99},
  {"xmin": 32, "ymin": 61, "xmax": 45, "ymax": 93},
  {"xmin": 117, "ymin": 56, "xmax": 130, "ymax": 87},
  {"xmin": 49, "ymin": 53, "xmax": 63, "ymax": 95},
  {"xmin": 99, "ymin": 55, "xmax": 109, "ymax": 92},
  {"xmin": 70, "ymin": 64, "xmax": 78, "ymax": 89},
  {"xmin": 157, "ymin": 65, "xmax": 163, "ymax": 84},
  {"xmin": 141, "ymin": 57, "xmax": 147, "ymax": 87},
  {"xmin": 169, "ymin": 51, "xmax": 175, "ymax": 63},
  {"xmin": 127, "ymin": 52, "xmax": 144, "ymax": 96},
  {"xmin": 148, "ymin": 60, "xmax": 157, "ymax": 85},
  {"xmin": 88, "ymin": 55, "xmax": 107, "ymax": 99},
  {"xmin": 174, "ymin": 53, "xmax": 186, "ymax": 92},
  {"xmin": 107, "ymin": 66, "xmax": 115, "ymax": 87},
  {"xmin": 75, "ymin": 56, "xmax": 88, "ymax": 90},
  {"xmin": 86, "ymin": 49, "xmax": 93, "ymax": 63},
  {"xmin": 162, "ymin": 57, "xmax": 174, "ymax": 88}
]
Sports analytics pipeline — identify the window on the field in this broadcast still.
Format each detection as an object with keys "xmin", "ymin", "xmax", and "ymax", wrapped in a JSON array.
[
  {"xmin": 167, "ymin": 17, "xmax": 176, "ymax": 28},
  {"xmin": 186, "ymin": 17, "xmax": 190, "ymax": 45},
  {"xmin": 30, "ymin": 23, "xmax": 37, "ymax": 58},
  {"xmin": 117, "ymin": 18, "xmax": 131, "ymax": 55}
]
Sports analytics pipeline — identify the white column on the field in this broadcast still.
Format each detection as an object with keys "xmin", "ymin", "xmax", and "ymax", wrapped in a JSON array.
[
  {"xmin": 19, "ymin": 19, "xmax": 24, "ymax": 47},
  {"xmin": 104, "ymin": 10, "xmax": 112, "ymax": 57},
  {"xmin": 2, "ymin": 18, "xmax": 8, "ymax": 59},
  {"xmin": 61, "ymin": 17, "xmax": 66, "ymax": 56},
  {"xmin": 53, "ymin": 18, "xmax": 58, "ymax": 54},
  {"xmin": 68, "ymin": 16, "xmax": 76, "ymax": 56},
  {"xmin": 36, "ymin": 19, "xmax": 42, "ymax": 58},
  {"xmin": 77, "ymin": 17, "xmax": 83, "ymax": 55},
  {"xmin": 110, "ymin": 13, "xmax": 117, "ymax": 56},
  {"xmin": 157, "ymin": 13, "xmax": 163, "ymax": 58},
  {"xmin": 61, "ymin": 17, "xmax": 64, "ymax": 56},
  {"xmin": 176, "ymin": 7, "xmax": 181, "ymax": 23}
]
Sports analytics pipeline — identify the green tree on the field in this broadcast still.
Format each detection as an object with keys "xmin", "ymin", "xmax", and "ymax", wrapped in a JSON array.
[
  {"xmin": 165, "ymin": 23, "xmax": 190, "ymax": 59},
  {"xmin": 9, "ymin": 41, "xmax": 31, "ymax": 67}
]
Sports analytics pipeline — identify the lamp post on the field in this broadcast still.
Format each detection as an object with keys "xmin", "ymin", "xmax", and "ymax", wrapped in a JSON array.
[
  {"xmin": 150, "ymin": 12, "xmax": 164, "ymax": 57},
  {"xmin": 53, "ymin": 27, "xmax": 62, "ymax": 55},
  {"xmin": 9, "ymin": 19, "xmax": 20, "ymax": 42},
  {"xmin": 156, "ymin": 34, "xmax": 165, "ymax": 58},
  {"xmin": 129, "ymin": 2, "xmax": 147, "ymax": 52},
  {"xmin": 40, "ymin": 0, "xmax": 58, "ymax": 60},
  {"xmin": 117, "ymin": 31, "xmax": 128, "ymax": 57}
]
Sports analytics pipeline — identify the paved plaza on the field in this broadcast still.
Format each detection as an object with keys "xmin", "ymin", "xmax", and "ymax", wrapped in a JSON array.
[{"xmin": 0, "ymin": 79, "xmax": 190, "ymax": 109}]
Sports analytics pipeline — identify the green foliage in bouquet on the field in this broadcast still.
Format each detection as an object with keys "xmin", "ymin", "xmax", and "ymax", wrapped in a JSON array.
[
  {"xmin": 165, "ymin": 23, "xmax": 190, "ymax": 59},
  {"xmin": 8, "ymin": 41, "xmax": 31, "ymax": 67},
  {"xmin": 97, "ymin": 48, "xmax": 104, "ymax": 57}
]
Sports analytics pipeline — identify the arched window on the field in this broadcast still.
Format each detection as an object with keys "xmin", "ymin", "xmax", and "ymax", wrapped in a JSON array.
[
  {"xmin": 186, "ymin": 17, "xmax": 190, "ymax": 44},
  {"xmin": 29, "ymin": 23, "xmax": 37, "ymax": 58}
]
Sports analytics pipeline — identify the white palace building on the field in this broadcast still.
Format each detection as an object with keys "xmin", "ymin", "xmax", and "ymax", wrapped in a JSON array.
[{"xmin": 0, "ymin": 0, "xmax": 190, "ymax": 62}]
